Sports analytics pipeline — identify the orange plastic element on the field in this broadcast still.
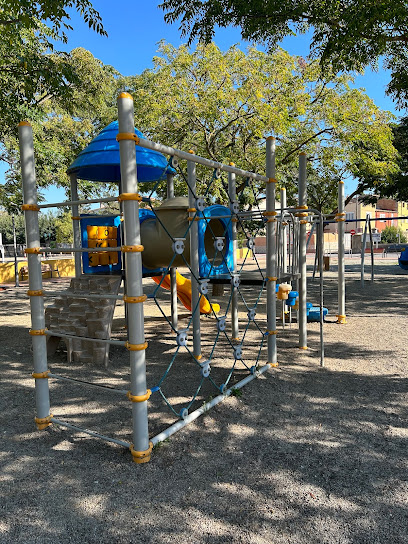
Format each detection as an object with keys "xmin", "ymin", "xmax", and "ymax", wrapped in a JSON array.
[
  {"xmin": 277, "ymin": 283, "xmax": 292, "ymax": 300},
  {"xmin": 130, "ymin": 442, "xmax": 153, "ymax": 464},
  {"xmin": 87, "ymin": 225, "xmax": 99, "ymax": 240},
  {"xmin": 21, "ymin": 204, "xmax": 40, "ymax": 212},
  {"xmin": 127, "ymin": 389, "xmax": 151, "ymax": 403},
  {"xmin": 35, "ymin": 414, "xmax": 52, "ymax": 430},
  {"xmin": 152, "ymin": 271, "xmax": 220, "ymax": 315}
]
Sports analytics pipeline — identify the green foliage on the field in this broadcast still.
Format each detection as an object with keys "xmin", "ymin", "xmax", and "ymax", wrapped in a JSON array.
[
  {"xmin": 0, "ymin": 210, "xmax": 59, "ymax": 244},
  {"xmin": 380, "ymin": 225, "xmax": 407, "ymax": 244},
  {"xmin": 128, "ymin": 42, "xmax": 397, "ymax": 211},
  {"xmin": 54, "ymin": 212, "xmax": 73, "ymax": 244},
  {"xmin": 0, "ymin": 0, "xmax": 106, "ymax": 134},
  {"xmin": 160, "ymin": 0, "xmax": 408, "ymax": 108}
]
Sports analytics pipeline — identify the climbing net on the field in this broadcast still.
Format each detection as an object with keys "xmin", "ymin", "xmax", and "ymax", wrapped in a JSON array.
[{"xmin": 136, "ymin": 154, "xmax": 272, "ymax": 430}]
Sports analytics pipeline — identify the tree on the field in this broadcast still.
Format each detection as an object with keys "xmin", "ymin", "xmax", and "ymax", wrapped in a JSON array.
[
  {"xmin": 0, "ymin": 48, "xmax": 122, "ymax": 212},
  {"xmin": 0, "ymin": 0, "xmax": 106, "ymax": 135},
  {"xmin": 160, "ymin": 0, "xmax": 408, "ymax": 108},
  {"xmin": 380, "ymin": 225, "xmax": 407, "ymax": 244},
  {"xmin": 128, "ymin": 43, "xmax": 397, "ymax": 212}
]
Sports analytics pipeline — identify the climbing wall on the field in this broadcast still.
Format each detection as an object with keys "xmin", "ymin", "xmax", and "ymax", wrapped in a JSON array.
[{"xmin": 45, "ymin": 275, "xmax": 122, "ymax": 366}]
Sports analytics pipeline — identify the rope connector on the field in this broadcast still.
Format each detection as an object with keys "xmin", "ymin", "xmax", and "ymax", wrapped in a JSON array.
[
  {"xmin": 116, "ymin": 132, "xmax": 140, "ymax": 145},
  {"xmin": 35, "ymin": 414, "xmax": 52, "ymax": 430},
  {"xmin": 129, "ymin": 441, "xmax": 153, "ymax": 464}
]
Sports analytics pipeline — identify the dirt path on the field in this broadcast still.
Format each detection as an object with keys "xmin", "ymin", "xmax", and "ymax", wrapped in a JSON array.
[{"xmin": 0, "ymin": 260, "xmax": 407, "ymax": 543}]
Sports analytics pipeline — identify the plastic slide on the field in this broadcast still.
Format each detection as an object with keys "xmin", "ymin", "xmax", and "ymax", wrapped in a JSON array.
[{"xmin": 152, "ymin": 271, "xmax": 220, "ymax": 315}]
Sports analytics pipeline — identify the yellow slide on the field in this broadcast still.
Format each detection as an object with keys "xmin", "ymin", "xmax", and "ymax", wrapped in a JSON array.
[{"xmin": 152, "ymin": 271, "xmax": 220, "ymax": 315}]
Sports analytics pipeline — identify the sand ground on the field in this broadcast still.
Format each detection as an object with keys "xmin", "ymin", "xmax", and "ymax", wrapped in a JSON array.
[{"xmin": 0, "ymin": 256, "xmax": 407, "ymax": 543}]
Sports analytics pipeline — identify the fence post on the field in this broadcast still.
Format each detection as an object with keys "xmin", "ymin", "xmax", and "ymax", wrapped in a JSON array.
[
  {"xmin": 337, "ymin": 180, "xmax": 346, "ymax": 323},
  {"xmin": 266, "ymin": 137, "xmax": 277, "ymax": 366},
  {"xmin": 298, "ymin": 153, "xmax": 308, "ymax": 349}
]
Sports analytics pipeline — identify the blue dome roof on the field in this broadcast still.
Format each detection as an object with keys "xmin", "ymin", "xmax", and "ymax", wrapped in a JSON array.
[{"xmin": 67, "ymin": 121, "xmax": 172, "ymax": 182}]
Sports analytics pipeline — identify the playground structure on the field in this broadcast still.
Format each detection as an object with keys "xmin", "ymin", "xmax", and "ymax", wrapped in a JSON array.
[{"xmin": 20, "ymin": 93, "xmax": 331, "ymax": 464}]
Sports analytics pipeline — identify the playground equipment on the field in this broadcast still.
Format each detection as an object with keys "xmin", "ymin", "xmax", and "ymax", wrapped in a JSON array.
[
  {"xmin": 20, "ymin": 93, "xmax": 327, "ymax": 464},
  {"xmin": 399, "ymin": 247, "xmax": 408, "ymax": 270}
]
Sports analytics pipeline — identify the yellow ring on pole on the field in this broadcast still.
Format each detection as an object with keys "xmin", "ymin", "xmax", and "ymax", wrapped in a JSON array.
[
  {"xmin": 118, "ymin": 193, "xmax": 142, "ymax": 202},
  {"xmin": 263, "ymin": 211, "xmax": 277, "ymax": 217},
  {"xmin": 335, "ymin": 212, "xmax": 345, "ymax": 216},
  {"xmin": 123, "ymin": 294, "xmax": 147, "ymax": 304},
  {"xmin": 116, "ymin": 132, "xmax": 140, "ymax": 144},
  {"xmin": 32, "ymin": 370, "xmax": 50, "ymax": 379},
  {"xmin": 336, "ymin": 314, "xmax": 347, "ymax": 324},
  {"xmin": 188, "ymin": 149, "xmax": 195, "ymax": 154},
  {"xmin": 335, "ymin": 218, "xmax": 345, "ymax": 222},
  {"xmin": 269, "ymin": 362, "xmax": 279, "ymax": 368},
  {"xmin": 187, "ymin": 208, "xmax": 196, "ymax": 213},
  {"xmin": 231, "ymin": 218, "xmax": 238, "ymax": 223},
  {"xmin": 121, "ymin": 245, "xmax": 144, "ymax": 253},
  {"xmin": 229, "ymin": 162, "xmax": 235, "ymax": 166},
  {"xmin": 299, "ymin": 346, "xmax": 308, "ymax": 350},
  {"xmin": 21, "ymin": 204, "xmax": 40, "ymax": 212},
  {"xmin": 25, "ymin": 247, "xmax": 42, "ymax": 254},
  {"xmin": 18, "ymin": 121, "xmax": 31, "ymax": 127},
  {"xmin": 188, "ymin": 217, "xmax": 201, "ymax": 221},
  {"xmin": 27, "ymin": 290, "xmax": 43, "ymax": 296},
  {"xmin": 268, "ymin": 330, "xmax": 278, "ymax": 335},
  {"xmin": 267, "ymin": 276, "xmax": 277, "ymax": 281},
  {"xmin": 267, "ymin": 218, "xmax": 277, "ymax": 223},
  {"xmin": 300, "ymin": 219, "xmax": 309, "ymax": 224},
  {"xmin": 125, "ymin": 341, "xmax": 148, "ymax": 351},
  {"xmin": 35, "ymin": 414, "xmax": 52, "ymax": 430},
  {"xmin": 296, "ymin": 212, "xmax": 309, "ymax": 217},
  {"xmin": 267, "ymin": 178, "xmax": 277, "ymax": 183},
  {"xmin": 127, "ymin": 389, "xmax": 151, "ymax": 403},
  {"xmin": 129, "ymin": 441, "xmax": 153, "ymax": 464},
  {"xmin": 71, "ymin": 216, "xmax": 81, "ymax": 220},
  {"xmin": 194, "ymin": 354, "xmax": 202, "ymax": 360},
  {"xmin": 29, "ymin": 329, "xmax": 47, "ymax": 336}
]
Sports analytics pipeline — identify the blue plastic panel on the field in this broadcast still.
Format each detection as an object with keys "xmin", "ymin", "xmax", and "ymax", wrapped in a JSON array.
[
  {"xmin": 80, "ymin": 215, "xmax": 122, "ymax": 275},
  {"xmin": 198, "ymin": 205, "xmax": 233, "ymax": 278}
]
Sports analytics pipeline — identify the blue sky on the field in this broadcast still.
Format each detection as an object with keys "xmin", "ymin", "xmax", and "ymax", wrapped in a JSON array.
[{"xmin": 1, "ymin": 2, "xmax": 400, "ymax": 203}]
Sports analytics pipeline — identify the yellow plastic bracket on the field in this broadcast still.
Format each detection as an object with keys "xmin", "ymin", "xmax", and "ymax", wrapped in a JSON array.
[
  {"xmin": 296, "ymin": 212, "xmax": 309, "ymax": 218},
  {"xmin": 27, "ymin": 290, "xmax": 43, "ymax": 297},
  {"xmin": 127, "ymin": 389, "xmax": 151, "ymax": 403},
  {"xmin": 335, "ymin": 212, "xmax": 346, "ymax": 216},
  {"xmin": 32, "ymin": 370, "xmax": 50, "ymax": 379},
  {"xmin": 267, "ymin": 276, "xmax": 277, "ymax": 282},
  {"xmin": 299, "ymin": 346, "xmax": 308, "ymax": 350},
  {"xmin": 336, "ymin": 314, "xmax": 347, "ymax": 324},
  {"xmin": 269, "ymin": 362, "xmax": 279, "ymax": 368},
  {"xmin": 267, "ymin": 178, "xmax": 277, "ymax": 183},
  {"xmin": 21, "ymin": 204, "xmax": 40, "ymax": 212},
  {"xmin": 267, "ymin": 218, "xmax": 277, "ymax": 223},
  {"xmin": 123, "ymin": 294, "xmax": 147, "ymax": 304},
  {"xmin": 187, "ymin": 208, "xmax": 196, "ymax": 213},
  {"xmin": 35, "ymin": 414, "xmax": 52, "ymax": 430},
  {"xmin": 129, "ymin": 441, "xmax": 153, "ymax": 464},
  {"xmin": 263, "ymin": 211, "xmax": 277, "ymax": 217},
  {"xmin": 336, "ymin": 218, "xmax": 345, "ymax": 222},
  {"xmin": 125, "ymin": 341, "xmax": 148, "ymax": 351},
  {"xmin": 231, "ymin": 218, "xmax": 238, "ymax": 223},
  {"xmin": 118, "ymin": 193, "xmax": 142, "ymax": 202},
  {"xmin": 116, "ymin": 132, "xmax": 140, "ymax": 145},
  {"xmin": 121, "ymin": 245, "xmax": 144, "ymax": 253},
  {"xmin": 268, "ymin": 330, "xmax": 278, "ymax": 335},
  {"xmin": 24, "ymin": 247, "xmax": 42, "ymax": 254},
  {"xmin": 71, "ymin": 216, "xmax": 81, "ymax": 220},
  {"xmin": 296, "ymin": 205, "xmax": 308, "ymax": 210},
  {"xmin": 188, "ymin": 217, "xmax": 201, "ymax": 221},
  {"xmin": 29, "ymin": 329, "xmax": 47, "ymax": 336},
  {"xmin": 194, "ymin": 354, "xmax": 202, "ymax": 360},
  {"xmin": 300, "ymin": 219, "xmax": 309, "ymax": 224}
]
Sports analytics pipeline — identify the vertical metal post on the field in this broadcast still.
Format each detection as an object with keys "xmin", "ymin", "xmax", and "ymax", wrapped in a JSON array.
[
  {"xmin": 18, "ymin": 121, "xmax": 51, "ymax": 429},
  {"xmin": 298, "ymin": 153, "xmax": 307, "ymax": 349},
  {"xmin": 228, "ymin": 167, "xmax": 239, "ymax": 341},
  {"xmin": 361, "ymin": 216, "xmax": 368, "ymax": 288},
  {"xmin": 117, "ymin": 93, "xmax": 150, "ymax": 463},
  {"xmin": 318, "ymin": 214, "xmax": 325, "ymax": 366},
  {"xmin": 337, "ymin": 180, "xmax": 346, "ymax": 324},
  {"xmin": 266, "ymin": 137, "xmax": 277, "ymax": 366},
  {"xmin": 167, "ymin": 172, "xmax": 178, "ymax": 330},
  {"xmin": 187, "ymin": 154, "xmax": 201, "ymax": 359},
  {"xmin": 70, "ymin": 173, "xmax": 82, "ymax": 278},
  {"xmin": 280, "ymin": 188, "xmax": 287, "ymax": 274},
  {"xmin": 12, "ymin": 215, "xmax": 20, "ymax": 287},
  {"xmin": 368, "ymin": 217, "xmax": 374, "ymax": 283}
]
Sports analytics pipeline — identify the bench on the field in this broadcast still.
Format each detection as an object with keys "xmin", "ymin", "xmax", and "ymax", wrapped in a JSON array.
[{"xmin": 19, "ymin": 263, "xmax": 60, "ymax": 281}]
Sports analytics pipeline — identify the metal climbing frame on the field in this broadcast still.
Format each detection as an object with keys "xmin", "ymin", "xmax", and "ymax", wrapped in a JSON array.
[{"xmin": 20, "ymin": 92, "xmax": 324, "ymax": 464}]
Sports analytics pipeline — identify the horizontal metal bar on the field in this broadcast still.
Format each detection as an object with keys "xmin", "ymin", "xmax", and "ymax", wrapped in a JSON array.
[
  {"xmin": 50, "ymin": 418, "xmax": 131, "ymax": 448},
  {"xmin": 38, "ymin": 196, "xmax": 119, "ymax": 209},
  {"xmin": 137, "ymin": 136, "xmax": 269, "ymax": 182},
  {"xmin": 43, "ymin": 291, "xmax": 124, "ymax": 300},
  {"xmin": 48, "ymin": 373, "xmax": 128, "ymax": 394},
  {"xmin": 151, "ymin": 363, "xmax": 271, "ymax": 446},
  {"xmin": 45, "ymin": 330, "xmax": 126, "ymax": 346},
  {"xmin": 322, "ymin": 215, "xmax": 408, "ymax": 224},
  {"xmin": 39, "ymin": 247, "xmax": 121, "ymax": 254}
]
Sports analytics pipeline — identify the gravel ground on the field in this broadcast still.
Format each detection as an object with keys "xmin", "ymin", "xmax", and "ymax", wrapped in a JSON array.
[{"xmin": 1, "ymin": 257, "xmax": 407, "ymax": 543}]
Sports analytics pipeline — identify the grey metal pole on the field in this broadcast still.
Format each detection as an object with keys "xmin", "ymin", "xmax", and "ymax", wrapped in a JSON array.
[
  {"xmin": 266, "ymin": 137, "xmax": 277, "ymax": 366},
  {"xmin": 12, "ymin": 215, "xmax": 19, "ymax": 287},
  {"xmin": 70, "ymin": 173, "xmax": 82, "ymax": 278},
  {"xmin": 298, "ymin": 153, "xmax": 308, "ymax": 350},
  {"xmin": 368, "ymin": 217, "xmax": 374, "ymax": 283},
  {"xmin": 361, "ymin": 216, "xmax": 368, "ymax": 288},
  {"xmin": 318, "ymin": 214, "xmax": 325, "ymax": 366},
  {"xmin": 18, "ymin": 121, "xmax": 51, "ymax": 430},
  {"xmin": 167, "ymin": 172, "xmax": 178, "ymax": 330},
  {"xmin": 228, "ymin": 167, "xmax": 239, "ymax": 341},
  {"xmin": 117, "ymin": 92, "xmax": 151, "ymax": 463},
  {"xmin": 187, "ymin": 153, "xmax": 202, "ymax": 359},
  {"xmin": 337, "ymin": 180, "xmax": 346, "ymax": 324},
  {"xmin": 280, "ymin": 188, "xmax": 288, "ymax": 274}
]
